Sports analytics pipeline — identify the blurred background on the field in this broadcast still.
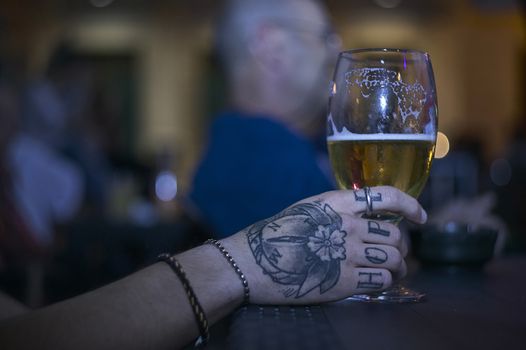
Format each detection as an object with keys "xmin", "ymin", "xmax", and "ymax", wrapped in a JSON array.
[{"xmin": 0, "ymin": 0, "xmax": 524, "ymax": 305}]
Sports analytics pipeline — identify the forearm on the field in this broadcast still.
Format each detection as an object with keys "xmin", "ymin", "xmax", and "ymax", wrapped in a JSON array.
[
  {"xmin": 0, "ymin": 187, "xmax": 424, "ymax": 349},
  {"xmin": 0, "ymin": 244, "xmax": 244, "ymax": 350},
  {"xmin": 0, "ymin": 292, "xmax": 29, "ymax": 321},
  {"xmin": 0, "ymin": 227, "xmax": 337, "ymax": 350}
]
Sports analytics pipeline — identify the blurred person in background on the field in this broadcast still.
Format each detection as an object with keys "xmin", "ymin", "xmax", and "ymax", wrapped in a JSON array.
[
  {"xmin": 0, "ymin": 64, "xmax": 84, "ymax": 304},
  {"xmin": 418, "ymin": 135, "xmax": 508, "ymax": 255},
  {"xmin": 0, "ymin": 80, "xmax": 43, "ymax": 272},
  {"xmin": 16, "ymin": 63, "xmax": 86, "ymax": 250},
  {"xmin": 493, "ymin": 117, "xmax": 526, "ymax": 252},
  {"xmin": 0, "ymin": 79, "xmax": 49, "ymax": 303},
  {"xmin": 190, "ymin": 0, "xmax": 341, "ymax": 238},
  {"xmin": 41, "ymin": 44, "xmax": 111, "ymax": 213}
]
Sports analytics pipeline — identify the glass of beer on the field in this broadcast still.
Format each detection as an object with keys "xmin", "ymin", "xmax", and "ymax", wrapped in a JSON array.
[{"xmin": 327, "ymin": 48, "xmax": 437, "ymax": 302}]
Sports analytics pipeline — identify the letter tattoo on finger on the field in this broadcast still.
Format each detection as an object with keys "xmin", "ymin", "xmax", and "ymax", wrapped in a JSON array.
[
  {"xmin": 357, "ymin": 272, "xmax": 384, "ymax": 289},
  {"xmin": 367, "ymin": 221, "xmax": 390, "ymax": 237},
  {"xmin": 364, "ymin": 247, "xmax": 388, "ymax": 264},
  {"xmin": 353, "ymin": 189, "xmax": 382, "ymax": 203}
]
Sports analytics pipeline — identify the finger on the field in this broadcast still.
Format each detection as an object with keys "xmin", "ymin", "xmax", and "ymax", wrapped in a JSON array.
[
  {"xmin": 354, "ymin": 186, "xmax": 427, "ymax": 224},
  {"xmin": 400, "ymin": 233, "xmax": 408, "ymax": 257},
  {"xmin": 349, "ymin": 217, "xmax": 402, "ymax": 248},
  {"xmin": 393, "ymin": 259, "xmax": 407, "ymax": 281},
  {"xmin": 351, "ymin": 243, "xmax": 403, "ymax": 272},
  {"xmin": 321, "ymin": 187, "xmax": 427, "ymax": 224},
  {"xmin": 350, "ymin": 268, "xmax": 392, "ymax": 294}
]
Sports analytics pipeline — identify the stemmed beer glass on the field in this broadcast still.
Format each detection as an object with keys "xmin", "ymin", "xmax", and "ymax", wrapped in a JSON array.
[{"xmin": 327, "ymin": 48, "xmax": 438, "ymax": 302}]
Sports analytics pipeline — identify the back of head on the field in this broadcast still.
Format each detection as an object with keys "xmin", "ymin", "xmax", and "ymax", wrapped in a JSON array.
[
  {"xmin": 216, "ymin": 0, "xmax": 324, "ymax": 75},
  {"xmin": 215, "ymin": 0, "xmax": 338, "ymax": 131}
]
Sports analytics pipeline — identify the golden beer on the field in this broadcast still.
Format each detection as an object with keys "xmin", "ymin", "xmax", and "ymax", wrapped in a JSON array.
[{"xmin": 328, "ymin": 135, "xmax": 435, "ymax": 198}]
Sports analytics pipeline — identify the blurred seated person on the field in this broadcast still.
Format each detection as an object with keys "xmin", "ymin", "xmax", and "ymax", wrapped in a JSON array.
[
  {"xmin": 0, "ymin": 186, "xmax": 428, "ymax": 349},
  {"xmin": 14, "ymin": 78, "xmax": 84, "ymax": 248},
  {"xmin": 428, "ymin": 192, "xmax": 508, "ymax": 255},
  {"xmin": 43, "ymin": 43, "xmax": 111, "ymax": 212},
  {"xmin": 0, "ymin": 82, "xmax": 45, "ymax": 270},
  {"xmin": 190, "ymin": 0, "xmax": 341, "ymax": 237},
  {"xmin": 0, "ymin": 77, "xmax": 83, "ymax": 301},
  {"xmin": 492, "ymin": 119, "xmax": 526, "ymax": 252},
  {"xmin": 419, "ymin": 136, "xmax": 508, "ymax": 253}
]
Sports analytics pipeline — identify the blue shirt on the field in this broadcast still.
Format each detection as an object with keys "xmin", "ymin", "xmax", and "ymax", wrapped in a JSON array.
[{"xmin": 190, "ymin": 112, "xmax": 334, "ymax": 238}]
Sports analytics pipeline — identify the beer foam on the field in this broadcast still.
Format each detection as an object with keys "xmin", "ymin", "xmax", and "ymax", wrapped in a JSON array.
[
  {"xmin": 327, "ymin": 113, "xmax": 436, "ymax": 142},
  {"xmin": 327, "ymin": 132, "xmax": 436, "ymax": 142}
]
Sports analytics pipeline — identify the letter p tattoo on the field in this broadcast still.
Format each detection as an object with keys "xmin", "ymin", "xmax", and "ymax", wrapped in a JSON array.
[{"xmin": 368, "ymin": 221, "xmax": 390, "ymax": 237}]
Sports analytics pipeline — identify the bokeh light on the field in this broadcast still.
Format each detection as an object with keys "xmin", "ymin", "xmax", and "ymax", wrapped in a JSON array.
[
  {"xmin": 155, "ymin": 171, "xmax": 178, "ymax": 202},
  {"xmin": 434, "ymin": 131, "xmax": 450, "ymax": 159}
]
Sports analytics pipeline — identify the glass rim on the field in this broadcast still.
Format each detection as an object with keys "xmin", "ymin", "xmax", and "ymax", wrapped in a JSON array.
[{"xmin": 339, "ymin": 48, "xmax": 429, "ymax": 58}]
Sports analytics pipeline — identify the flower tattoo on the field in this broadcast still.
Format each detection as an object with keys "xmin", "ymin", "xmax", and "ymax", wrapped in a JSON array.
[
  {"xmin": 247, "ymin": 201, "xmax": 347, "ymax": 298},
  {"xmin": 308, "ymin": 225, "xmax": 346, "ymax": 262}
]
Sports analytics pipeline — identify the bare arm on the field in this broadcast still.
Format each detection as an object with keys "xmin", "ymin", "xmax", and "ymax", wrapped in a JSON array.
[
  {"xmin": 0, "ymin": 245, "xmax": 243, "ymax": 350},
  {"xmin": 0, "ymin": 292, "xmax": 29, "ymax": 321},
  {"xmin": 0, "ymin": 187, "xmax": 426, "ymax": 349}
]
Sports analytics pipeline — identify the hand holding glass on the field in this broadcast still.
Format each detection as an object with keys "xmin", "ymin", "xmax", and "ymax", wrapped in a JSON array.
[{"xmin": 327, "ymin": 49, "xmax": 438, "ymax": 302}]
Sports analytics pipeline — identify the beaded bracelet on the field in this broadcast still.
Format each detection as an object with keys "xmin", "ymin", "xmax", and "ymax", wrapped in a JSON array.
[
  {"xmin": 157, "ymin": 253, "xmax": 209, "ymax": 348},
  {"xmin": 205, "ymin": 239, "xmax": 250, "ymax": 305}
]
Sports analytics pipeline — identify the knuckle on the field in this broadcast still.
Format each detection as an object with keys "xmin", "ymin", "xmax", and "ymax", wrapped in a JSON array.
[
  {"xmin": 389, "ymin": 250, "xmax": 403, "ymax": 268},
  {"xmin": 378, "ymin": 185, "xmax": 391, "ymax": 194},
  {"xmin": 409, "ymin": 197, "xmax": 420, "ymax": 213},
  {"xmin": 345, "ymin": 244, "xmax": 361, "ymax": 267},
  {"xmin": 383, "ymin": 188, "xmax": 400, "ymax": 207},
  {"xmin": 344, "ymin": 217, "xmax": 361, "ymax": 239},
  {"xmin": 390, "ymin": 225, "xmax": 402, "ymax": 245},
  {"xmin": 393, "ymin": 189, "xmax": 404, "ymax": 204},
  {"xmin": 383, "ymin": 269, "xmax": 393, "ymax": 288},
  {"xmin": 399, "ymin": 261, "xmax": 408, "ymax": 279},
  {"xmin": 401, "ymin": 239, "xmax": 409, "ymax": 257},
  {"xmin": 324, "ymin": 190, "xmax": 338, "ymax": 201}
]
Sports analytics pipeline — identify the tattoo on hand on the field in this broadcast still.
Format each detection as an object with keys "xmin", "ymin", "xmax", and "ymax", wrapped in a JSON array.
[
  {"xmin": 247, "ymin": 201, "xmax": 347, "ymax": 298},
  {"xmin": 281, "ymin": 288, "xmax": 296, "ymax": 298},
  {"xmin": 353, "ymin": 189, "xmax": 382, "ymax": 203},
  {"xmin": 365, "ymin": 247, "xmax": 388, "ymax": 264},
  {"xmin": 368, "ymin": 221, "xmax": 390, "ymax": 237},
  {"xmin": 357, "ymin": 272, "xmax": 384, "ymax": 289}
]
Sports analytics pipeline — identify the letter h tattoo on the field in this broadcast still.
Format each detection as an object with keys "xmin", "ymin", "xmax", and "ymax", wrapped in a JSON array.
[{"xmin": 357, "ymin": 272, "xmax": 384, "ymax": 289}]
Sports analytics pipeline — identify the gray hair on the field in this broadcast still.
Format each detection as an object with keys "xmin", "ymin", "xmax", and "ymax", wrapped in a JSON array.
[{"xmin": 215, "ymin": 0, "xmax": 322, "ymax": 75}]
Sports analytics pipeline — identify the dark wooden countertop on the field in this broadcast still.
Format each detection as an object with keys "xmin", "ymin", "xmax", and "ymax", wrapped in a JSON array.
[{"xmin": 214, "ymin": 256, "xmax": 526, "ymax": 350}]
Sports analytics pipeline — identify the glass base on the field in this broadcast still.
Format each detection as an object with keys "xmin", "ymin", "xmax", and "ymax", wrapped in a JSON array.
[{"xmin": 346, "ymin": 285, "xmax": 425, "ymax": 303}]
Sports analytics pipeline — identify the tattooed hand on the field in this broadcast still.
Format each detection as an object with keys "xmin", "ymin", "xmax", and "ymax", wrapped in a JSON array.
[{"xmin": 220, "ymin": 186, "xmax": 427, "ymax": 304}]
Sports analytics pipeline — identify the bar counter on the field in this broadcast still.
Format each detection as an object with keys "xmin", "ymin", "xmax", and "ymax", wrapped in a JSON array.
[{"xmin": 209, "ymin": 256, "xmax": 526, "ymax": 349}]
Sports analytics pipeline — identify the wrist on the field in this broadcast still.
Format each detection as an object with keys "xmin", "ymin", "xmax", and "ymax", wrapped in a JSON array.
[
  {"xmin": 175, "ymin": 244, "xmax": 244, "ymax": 324},
  {"xmin": 220, "ymin": 232, "xmax": 281, "ymax": 305},
  {"xmin": 205, "ymin": 239, "xmax": 250, "ymax": 305}
]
